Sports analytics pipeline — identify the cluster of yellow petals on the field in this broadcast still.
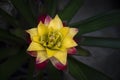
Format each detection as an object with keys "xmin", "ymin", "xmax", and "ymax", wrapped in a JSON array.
[{"xmin": 26, "ymin": 15, "xmax": 78, "ymax": 67}]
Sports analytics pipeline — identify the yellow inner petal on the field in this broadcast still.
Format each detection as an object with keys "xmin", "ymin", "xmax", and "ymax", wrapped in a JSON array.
[
  {"xmin": 38, "ymin": 22, "xmax": 48, "ymax": 36},
  {"xmin": 62, "ymin": 36, "xmax": 77, "ymax": 48},
  {"xmin": 26, "ymin": 28, "xmax": 37, "ymax": 38},
  {"xmin": 27, "ymin": 41, "xmax": 45, "ymax": 51},
  {"xmin": 36, "ymin": 50, "xmax": 48, "ymax": 63},
  {"xmin": 59, "ymin": 27, "xmax": 69, "ymax": 39},
  {"xmin": 68, "ymin": 28, "xmax": 78, "ymax": 38},
  {"xmin": 48, "ymin": 15, "xmax": 63, "ymax": 30},
  {"xmin": 46, "ymin": 48, "xmax": 58, "ymax": 58},
  {"xmin": 54, "ymin": 50, "xmax": 67, "ymax": 65}
]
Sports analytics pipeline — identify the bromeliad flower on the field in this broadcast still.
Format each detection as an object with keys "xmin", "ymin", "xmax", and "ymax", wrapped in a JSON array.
[{"xmin": 26, "ymin": 15, "xmax": 78, "ymax": 70}]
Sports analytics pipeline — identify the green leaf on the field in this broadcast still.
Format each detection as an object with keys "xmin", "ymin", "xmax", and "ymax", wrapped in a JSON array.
[
  {"xmin": 79, "ymin": 36, "xmax": 120, "ymax": 49},
  {"xmin": 58, "ymin": 0, "xmax": 84, "ymax": 23},
  {"xmin": 0, "ymin": 8, "xmax": 27, "ymax": 40},
  {"xmin": 68, "ymin": 57, "xmax": 112, "ymax": 80},
  {"xmin": 10, "ymin": 0, "xmax": 36, "ymax": 27},
  {"xmin": 35, "ymin": 70, "xmax": 44, "ymax": 80},
  {"xmin": 0, "ymin": 8, "xmax": 21, "ymax": 28},
  {"xmin": 0, "ymin": 29, "xmax": 25, "ymax": 44},
  {"xmin": 77, "ymin": 46, "xmax": 91, "ymax": 56},
  {"xmin": 47, "ymin": 63, "xmax": 63, "ymax": 80},
  {"xmin": 0, "ymin": 49, "xmax": 29, "ymax": 79},
  {"xmin": 28, "ymin": 0, "xmax": 38, "ymax": 19},
  {"xmin": 27, "ymin": 58, "xmax": 35, "ymax": 80},
  {"xmin": 0, "ymin": 47, "xmax": 19, "ymax": 61},
  {"xmin": 70, "ymin": 11, "xmax": 120, "ymax": 35},
  {"xmin": 44, "ymin": 0, "xmax": 57, "ymax": 17}
]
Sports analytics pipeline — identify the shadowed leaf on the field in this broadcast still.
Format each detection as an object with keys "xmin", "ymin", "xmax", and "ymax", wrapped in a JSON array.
[
  {"xmin": 79, "ymin": 36, "xmax": 120, "ymax": 49},
  {"xmin": 68, "ymin": 57, "xmax": 112, "ymax": 80},
  {"xmin": 0, "ymin": 8, "xmax": 21, "ymax": 28},
  {"xmin": 59, "ymin": 0, "xmax": 84, "ymax": 23},
  {"xmin": 10, "ymin": 0, "xmax": 36, "ymax": 27},
  {"xmin": 77, "ymin": 46, "xmax": 91, "ymax": 56},
  {"xmin": 70, "ymin": 11, "xmax": 120, "ymax": 35},
  {"xmin": 0, "ymin": 49, "xmax": 29, "ymax": 79}
]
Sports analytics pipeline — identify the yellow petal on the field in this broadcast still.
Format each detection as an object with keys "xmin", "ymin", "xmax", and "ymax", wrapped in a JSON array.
[
  {"xmin": 27, "ymin": 41, "xmax": 45, "ymax": 51},
  {"xmin": 60, "ymin": 27, "xmax": 69, "ymax": 39},
  {"xmin": 62, "ymin": 36, "xmax": 77, "ymax": 48},
  {"xmin": 46, "ymin": 48, "xmax": 57, "ymax": 58},
  {"xmin": 68, "ymin": 28, "xmax": 78, "ymax": 38},
  {"xmin": 54, "ymin": 50, "xmax": 67, "ymax": 65},
  {"xmin": 32, "ymin": 36, "xmax": 39, "ymax": 43},
  {"xmin": 36, "ymin": 50, "xmax": 48, "ymax": 63},
  {"xmin": 26, "ymin": 28, "xmax": 38, "ymax": 38},
  {"xmin": 48, "ymin": 15, "xmax": 63, "ymax": 30},
  {"xmin": 38, "ymin": 22, "xmax": 48, "ymax": 36}
]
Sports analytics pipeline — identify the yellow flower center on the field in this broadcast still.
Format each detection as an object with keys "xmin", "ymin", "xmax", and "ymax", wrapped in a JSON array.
[{"xmin": 39, "ymin": 30, "xmax": 62, "ymax": 49}]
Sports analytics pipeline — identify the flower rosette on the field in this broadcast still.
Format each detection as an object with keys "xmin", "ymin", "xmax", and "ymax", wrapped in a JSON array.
[{"xmin": 26, "ymin": 15, "xmax": 78, "ymax": 70}]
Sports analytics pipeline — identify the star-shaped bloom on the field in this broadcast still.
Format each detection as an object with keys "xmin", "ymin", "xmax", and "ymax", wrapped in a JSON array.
[{"xmin": 26, "ymin": 15, "xmax": 78, "ymax": 70}]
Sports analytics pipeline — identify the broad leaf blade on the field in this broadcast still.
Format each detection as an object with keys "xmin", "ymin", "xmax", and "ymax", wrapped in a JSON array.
[
  {"xmin": 0, "ymin": 29, "xmax": 25, "ymax": 44},
  {"xmin": 0, "ymin": 47, "xmax": 19, "ymax": 61},
  {"xmin": 79, "ymin": 36, "xmax": 120, "ymax": 49},
  {"xmin": 47, "ymin": 63, "xmax": 63, "ymax": 80},
  {"xmin": 44, "ymin": 0, "xmax": 57, "ymax": 17},
  {"xmin": 58, "ymin": 0, "xmax": 84, "ymax": 22},
  {"xmin": 77, "ymin": 46, "xmax": 91, "ymax": 56},
  {"xmin": 10, "ymin": 0, "xmax": 36, "ymax": 27},
  {"xmin": 28, "ymin": 0, "xmax": 38, "ymax": 19},
  {"xmin": 27, "ymin": 58, "xmax": 35, "ymax": 80},
  {"xmin": 0, "ymin": 50, "xmax": 29, "ymax": 79},
  {"xmin": 70, "ymin": 11, "xmax": 120, "ymax": 35},
  {"xmin": 0, "ymin": 8, "xmax": 21, "ymax": 28},
  {"xmin": 35, "ymin": 70, "xmax": 44, "ymax": 80},
  {"xmin": 68, "ymin": 57, "xmax": 112, "ymax": 80}
]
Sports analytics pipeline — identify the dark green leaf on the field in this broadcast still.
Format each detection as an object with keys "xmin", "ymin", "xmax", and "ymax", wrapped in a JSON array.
[
  {"xmin": 77, "ymin": 46, "xmax": 91, "ymax": 56},
  {"xmin": 68, "ymin": 57, "xmax": 112, "ymax": 80},
  {"xmin": 58, "ymin": 0, "xmax": 84, "ymax": 22},
  {"xmin": 47, "ymin": 63, "xmax": 63, "ymax": 80},
  {"xmin": 35, "ymin": 70, "xmax": 44, "ymax": 80},
  {"xmin": 0, "ymin": 49, "xmax": 29, "ymax": 79},
  {"xmin": 70, "ymin": 11, "xmax": 120, "ymax": 35},
  {"xmin": 10, "ymin": 0, "xmax": 36, "ymax": 27},
  {"xmin": 0, "ymin": 29, "xmax": 25, "ymax": 44},
  {"xmin": 79, "ymin": 36, "xmax": 120, "ymax": 49},
  {"xmin": 28, "ymin": 0, "xmax": 38, "ymax": 19},
  {"xmin": 27, "ymin": 58, "xmax": 35, "ymax": 80},
  {"xmin": 44, "ymin": 0, "xmax": 57, "ymax": 17},
  {"xmin": 0, "ymin": 47, "xmax": 19, "ymax": 61},
  {"xmin": 0, "ymin": 8, "xmax": 21, "ymax": 28},
  {"xmin": 0, "ymin": 8, "xmax": 27, "ymax": 40}
]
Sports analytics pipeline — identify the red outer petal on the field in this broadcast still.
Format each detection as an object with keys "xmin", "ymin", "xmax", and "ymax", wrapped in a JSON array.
[
  {"xmin": 44, "ymin": 15, "xmax": 52, "ymax": 25},
  {"xmin": 27, "ymin": 38, "xmax": 31, "ymax": 44},
  {"xmin": 67, "ymin": 47, "xmax": 77, "ymax": 55},
  {"xmin": 50, "ymin": 57, "xmax": 67, "ymax": 70},
  {"xmin": 37, "ymin": 14, "xmax": 47, "ymax": 23},
  {"xmin": 25, "ymin": 32, "xmax": 31, "ymax": 44},
  {"xmin": 27, "ymin": 51, "xmax": 37, "ymax": 57},
  {"xmin": 55, "ymin": 62, "xmax": 67, "ymax": 70},
  {"xmin": 74, "ymin": 37, "xmax": 81, "ymax": 43},
  {"xmin": 35, "ymin": 60, "xmax": 48, "ymax": 70},
  {"xmin": 62, "ymin": 21, "xmax": 67, "ymax": 27}
]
